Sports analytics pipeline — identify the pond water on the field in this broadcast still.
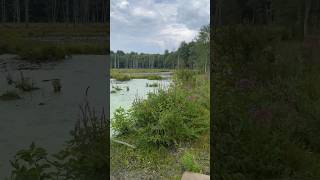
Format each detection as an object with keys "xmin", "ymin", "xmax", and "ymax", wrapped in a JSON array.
[
  {"xmin": 110, "ymin": 74, "xmax": 171, "ymax": 135},
  {"xmin": 0, "ymin": 55, "xmax": 107, "ymax": 178}
]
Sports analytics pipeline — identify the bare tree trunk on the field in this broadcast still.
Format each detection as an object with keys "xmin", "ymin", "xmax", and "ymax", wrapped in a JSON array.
[
  {"xmin": 66, "ymin": 0, "xmax": 70, "ymax": 24},
  {"xmin": 14, "ymin": 0, "xmax": 20, "ymax": 23},
  {"xmin": 1, "ymin": 0, "xmax": 6, "ymax": 23},
  {"xmin": 73, "ymin": 0, "xmax": 77, "ymax": 25},
  {"xmin": 304, "ymin": 0, "xmax": 312, "ymax": 38},
  {"xmin": 52, "ymin": 0, "xmax": 57, "ymax": 23},
  {"xmin": 102, "ymin": 0, "xmax": 106, "ymax": 23},
  {"xmin": 25, "ymin": 0, "xmax": 29, "ymax": 27},
  {"xmin": 214, "ymin": 0, "xmax": 222, "ymax": 26}
]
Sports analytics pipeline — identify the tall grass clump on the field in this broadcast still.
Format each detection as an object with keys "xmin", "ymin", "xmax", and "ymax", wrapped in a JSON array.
[
  {"xmin": 180, "ymin": 151, "xmax": 202, "ymax": 173},
  {"xmin": 19, "ymin": 45, "xmax": 67, "ymax": 62},
  {"xmin": 0, "ymin": 90, "xmax": 21, "ymax": 101}
]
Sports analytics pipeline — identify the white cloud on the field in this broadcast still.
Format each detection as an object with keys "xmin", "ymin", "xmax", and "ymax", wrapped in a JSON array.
[{"xmin": 111, "ymin": 0, "xmax": 210, "ymax": 53}]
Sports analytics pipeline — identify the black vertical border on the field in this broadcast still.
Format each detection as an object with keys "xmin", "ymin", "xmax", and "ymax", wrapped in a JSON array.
[
  {"xmin": 210, "ymin": 0, "xmax": 214, "ymax": 179},
  {"xmin": 106, "ymin": 0, "xmax": 111, "ymax": 178}
]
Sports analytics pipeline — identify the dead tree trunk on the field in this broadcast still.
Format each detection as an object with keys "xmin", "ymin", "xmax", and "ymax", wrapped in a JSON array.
[
  {"xmin": 1, "ymin": 0, "xmax": 6, "ymax": 23},
  {"xmin": 25, "ymin": 0, "xmax": 29, "ymax": 27},
  {"xmin": 14, "ymin": 0, "xmax": 20, "ymax": 23},
  {"xmin": 304, "ymin": 0, "xmax": 312, "ymax": 38}
]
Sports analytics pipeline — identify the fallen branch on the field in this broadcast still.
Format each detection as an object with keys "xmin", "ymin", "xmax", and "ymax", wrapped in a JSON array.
[{"xmin": 111, "ymin": 138, "xmax": 136, "ymax": 149}]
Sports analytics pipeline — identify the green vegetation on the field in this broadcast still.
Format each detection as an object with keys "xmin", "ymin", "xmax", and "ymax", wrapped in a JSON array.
[
  {"xmin": 0, "ymin": 24, "xmax": 108, "ymax": 61},
  {"xmin": 112, "ymin": 85, "xmax": 122, "ymax": 92},
  {"xmin": 146, "ymin": 82, "xmax": 159, "ymax": 87},
  {"xmin": 7, "ymin": 100, "xmax": 108, "ymax": 180},
  {"xmin": 213, "ymin": 25, "xmax": 320, "ymax": 179},
  {"xmin": 111, "ymin": 70, "xmax": 210, "ymax": 178},
  {"xmin": 0, "ymin": 90, "xmax": 21, "ymax": 101},
  {"xmin": 111, "ymin": 25, "xmax": 209, "ymax": 71},
  {"xmin": 111, "ymin": 69, "xmax": 164, "ymax": 81},
  {"xmin": 180, "ymin": 151, "xmax": 202, "ymax": 173},
  {"xmin": 110, "ymin": 71, "xmax": 131, "ymax": 81}
]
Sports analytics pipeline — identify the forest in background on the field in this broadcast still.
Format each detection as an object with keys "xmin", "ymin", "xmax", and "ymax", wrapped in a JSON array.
[
  {"xmin": 0, "ymin": 0, "xmax": 109, "ymax": 60},
  {"xmin": 0, "ymin": 0, "xmax": 108, "ymax": 24},
  {"xmin": 111, "ymin": 25, "xmax": 210, "ymax": 72},
  {"xmin": 213, "ymin": 0, "xmax": 320, "ymax": 179},
  {"xmin": 214, "ymin": 0, "xmax": 320, "ymax": 38}
]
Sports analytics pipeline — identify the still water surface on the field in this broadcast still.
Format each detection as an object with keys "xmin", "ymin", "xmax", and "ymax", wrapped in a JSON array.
[{"xmin": 0, "ymin": 55, "xmax": 107, "ymax": 178}]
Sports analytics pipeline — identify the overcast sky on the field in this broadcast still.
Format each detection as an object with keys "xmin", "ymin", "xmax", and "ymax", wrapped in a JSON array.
[{"xmin": 111, "ymin": 0, "xmax": 210, "ymax": 54}]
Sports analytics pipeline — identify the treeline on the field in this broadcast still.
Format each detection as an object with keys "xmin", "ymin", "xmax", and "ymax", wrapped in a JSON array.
[
  {"xmin": 111, "ymin": 25, "xmax": 210, "ymax": 72},
  {"xmin": 214, "ymin": 0, "xmax": 320, "ymax": 38},
  {"xmin": 0, "ymin": 0, "xmax": 108, "ymax": 24}
]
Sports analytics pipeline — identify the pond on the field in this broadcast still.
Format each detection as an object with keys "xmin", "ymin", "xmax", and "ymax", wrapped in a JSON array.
[
  {"xmin": 110, "ymin": 73, "xmax": 171, "ymax": 135},
  {"xmin": 0, "ymin": 55, "xmax": 107, "ymax": 178}
]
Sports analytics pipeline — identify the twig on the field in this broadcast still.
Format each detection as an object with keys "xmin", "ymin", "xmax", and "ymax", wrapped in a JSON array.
[{"xmin": 111, "ymin": 139, "xmax": 136, "ymax": 149}]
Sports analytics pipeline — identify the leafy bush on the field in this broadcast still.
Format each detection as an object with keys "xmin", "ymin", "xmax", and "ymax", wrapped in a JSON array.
[
  {"xmin": 9, "ymin": 142, "xmax": 53, "ymax": 180},
  {"xmin": 112, "ymin": 107, "xmax": 133, "ymax": 135},
  {"xmin": 180, "ymin": 151, "xmax": 201, "ymax": 173}
]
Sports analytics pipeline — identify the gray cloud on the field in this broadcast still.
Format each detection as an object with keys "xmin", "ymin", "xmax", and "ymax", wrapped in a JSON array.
[{"xmin": 111, "ymin": 0, "xmax": 210, "ymax": 53}]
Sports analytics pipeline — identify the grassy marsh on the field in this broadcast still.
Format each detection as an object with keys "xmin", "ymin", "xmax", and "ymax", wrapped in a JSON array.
[
  {"xmin": 110, "ymin": 69, "xmax": 170, "ymax": 81},
  {"xmin": 111, "ymin": 71, "xmax": 210, "ymax": 179},
  {"xmin": 0, "ymin": 23, "xmax": 108, "ymax": 61}
]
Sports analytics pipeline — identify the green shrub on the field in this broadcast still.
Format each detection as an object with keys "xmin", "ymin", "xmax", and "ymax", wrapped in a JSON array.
[
  {"xmin": 174, "ymin": 69, "xmax": 197, "ymax": 84},
  {"xmin": 112, "ymin": 107, "xmax": 133, "ymax": 135},
  {"xmin": 180, "ymin": 151, "xmax": 201, "ymax": 173},
  {"xmin": 128, "ymin": 85, "xmax": 208, "ymax": 147},
  {"xmin": 9, "ymin": 142, "xmax": 53, "ymax": 180}
]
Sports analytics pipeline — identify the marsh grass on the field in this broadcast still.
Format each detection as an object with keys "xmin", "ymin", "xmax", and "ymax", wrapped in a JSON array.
[
  {"xmin": 0, "ymin": 23, "xmax": 108, "ymax": 61},
  {"xmin": 111, "ymin": 70, "xmax": 210, "ymax": 178},
  {"xmin": 111, "ymin": 70, "xmax": 164, "ymax": 81},
  {"xmin": 146, "ymin": 82, "xmax": 159, "ymax": 87},
  {"xmin": 112, "ymin": 85, "xmax": 122, "ymax": 91},
  {"xmin": 180, "ymin": 151, "xmax": 202, "ymax": 173},
  {"xmin": 0, "ymin": 90, "xmax": 21, "ymax": 101}
]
